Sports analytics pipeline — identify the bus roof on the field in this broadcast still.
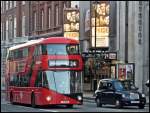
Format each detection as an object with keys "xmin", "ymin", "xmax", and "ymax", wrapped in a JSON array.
[{"xmin": 8, "ymin": 37, "xmax": 79, "ymax": 51}]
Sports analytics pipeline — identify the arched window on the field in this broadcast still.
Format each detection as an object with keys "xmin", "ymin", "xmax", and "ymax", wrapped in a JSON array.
[
  {"xmin": 48, "ymin": 7, "xmax": 51, "ymax": 28},
  {"xmin": 41, "ymin": 9, "xmax": 44, "ymax": 29},
  {"xmin": 22, "ymin": 12, "xmax": 26, "ymax": 36},
  {"xmin": 14, "ymin": 16, "xmax": 16, "ymax": 38}
]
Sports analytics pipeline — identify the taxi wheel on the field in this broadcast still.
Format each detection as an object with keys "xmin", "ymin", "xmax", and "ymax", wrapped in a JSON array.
[
  {"xmin": 96, "ymin": 98, "xmax": 102, "ymax": 107},
  {"xmin": 115, "ymin": 100, "xmax": 122, "ymax": 108},
  {"xmin": 138, "ymin": 104, "xmax": 145, "ymax": 109}
]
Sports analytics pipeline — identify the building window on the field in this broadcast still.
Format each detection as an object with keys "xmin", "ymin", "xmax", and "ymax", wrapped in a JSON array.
[
  {"xmin": 1, "ymin": 23, "xmax": 3, "ymax": 40},
  {"xmin": 48, "ymin": 7, "xmax": 51, "ymax": 28},
  {"xmin": 8, "ymin": 16, "xmax": 13, "ymax": 40},
  {"xmin": 22, "ymin": 1, "xmax": 25, "ymax": 5},
  {"xmin": 14, "ymin": 1, "xmax": 16, "ymax": 7},
  {"xmin": 41, "ymin": 9, "xmax": 44, "ymax": 29},
  {"xmin": 2, "ymin": 22, "xmax": 5, "ymax": 41},
  {"xmin": 1, "ymin": 1, "xmax": 3, "ymax": 13},
  {"xmin": 22, "ymin": 13, "xmax": 26, "ymax": 36},
  {"xmin": 55, "ymin": 5, "xmax": 59, "ymax": 26},
  {"xmin": 64, "ymin": 2, "xmax": 67, "ymax": 9},
  {"xmin": 33, "ymin": 12, "xmax": 37, "ymax": 31},
  {"xmin": 14, "ymin": 17, "xmax": 16, "ymax": 38},
  {"xmin": 10, "ymin": 1, "xmax": 12, "ymax": 8},
  {"xmin": 6, "ymin": 19, "xmax": 9, "ymax": 40},
  {"xmin": 6, "ymin": 1, "xmax": 9, "ymax": 10}
]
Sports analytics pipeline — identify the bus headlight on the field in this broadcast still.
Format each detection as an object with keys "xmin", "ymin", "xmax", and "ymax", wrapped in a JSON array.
[
  {"xmin": 46, "ymin": 96, "xmax": 52, "ymax": 101},
  {"xmin": 77, "ymin": 96, "xmax": 82, "ymax": 101}
]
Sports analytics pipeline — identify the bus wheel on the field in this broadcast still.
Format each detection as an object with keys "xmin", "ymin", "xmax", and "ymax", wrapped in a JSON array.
[
  {"xmin": 31, "ymin": 94, "xmax": 36, "ymax": 108},
  {"xmin": 66, "ymin": 104, "xmax": 73, "ymax": 108},
  {"xmin": 10, "ymin": 93, "xmax": 14, "ymax": 104}
]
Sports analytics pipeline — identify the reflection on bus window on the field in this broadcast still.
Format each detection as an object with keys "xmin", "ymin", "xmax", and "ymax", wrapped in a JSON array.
[
  {"xmin": 42, "ymin": 44, "xmax": 79, "ymax": 55},
  {"xmin": 44, "ymin": 71, "xmax": 82, "ymax": 94}
]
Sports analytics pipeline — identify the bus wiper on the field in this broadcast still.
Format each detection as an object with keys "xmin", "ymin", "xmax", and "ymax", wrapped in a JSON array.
[{"xmin": 59, "ymin": 65, "xmax": 68, "ymax": 67}]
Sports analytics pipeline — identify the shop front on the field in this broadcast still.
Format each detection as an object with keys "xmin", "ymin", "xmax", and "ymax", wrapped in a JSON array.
[{"xmin": 82, "ymin": 51, "xmax": 117, "ymax": 91}]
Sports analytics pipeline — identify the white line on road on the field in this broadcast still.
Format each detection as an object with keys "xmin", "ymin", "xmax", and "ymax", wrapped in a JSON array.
[{"xmin": 39, "ymin": 109, "xmax": 58, "ymax": 112}]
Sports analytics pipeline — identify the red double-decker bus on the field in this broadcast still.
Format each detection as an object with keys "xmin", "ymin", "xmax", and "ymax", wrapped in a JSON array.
[{"xmin": 5, "ymin": 37, "xmax": 83, "ymax": 108}]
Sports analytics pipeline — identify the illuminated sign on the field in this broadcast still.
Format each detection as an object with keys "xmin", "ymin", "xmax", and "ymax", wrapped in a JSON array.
[
  {"xmin": 63, "ymin": 8, "xmax": 79, "ymax": 40},
  {"xmin": 91, "ymin": 1, "xmax": 110, "ymax": 48},
  {"xmin": 85, "ymin": 9, "xmax": 90, "ymax": 32},
  {"xmin": 64, "ymin": 32, "xmax": 79, "ymax": 40}
]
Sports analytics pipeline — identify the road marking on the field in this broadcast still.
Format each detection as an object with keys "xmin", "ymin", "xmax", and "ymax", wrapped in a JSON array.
[{"xmin": 39, "ymin": 109, "xmax": 58, "ymax": 112}]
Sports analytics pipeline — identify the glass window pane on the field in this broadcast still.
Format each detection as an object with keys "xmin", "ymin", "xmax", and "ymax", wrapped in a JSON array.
[
  {"xmin": 48, "ymin": 7, "xmax": 51, "ymax": 28},
  {"xmin": 42, "ymin": 44, "xmax": 79, "ymax": 55},
  {"xmin": 14, "ymin": 17, "xmax": 16, "ymax": 37},
  {"xmin": 23, "ymin": 48, "xmax": 28, "ymax": 57},
  {"xmin": 45, "ymin": 71, "xmax": 82, "ymax": 94},
  {"xmin": 14, "ymin": 1, "xmax": 16, "ymax": 7}
]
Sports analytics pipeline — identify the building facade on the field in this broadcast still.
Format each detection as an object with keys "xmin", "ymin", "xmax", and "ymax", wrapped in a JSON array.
[
  {"xmin": 79, "ymin": 1, "xmax": 149, "ymax": 94},
  {"xmin": 1, "ymin": 1, "xmax": 149, "ymax": 94},
  {"xmin": 116, "ymin": 1, "xmax": 149, "ymax": 94}
]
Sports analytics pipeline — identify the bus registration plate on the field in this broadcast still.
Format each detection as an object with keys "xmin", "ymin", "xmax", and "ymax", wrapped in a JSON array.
[{"xmin": 60, "ymin": 100, "xmax": 69, "ymax": 104}]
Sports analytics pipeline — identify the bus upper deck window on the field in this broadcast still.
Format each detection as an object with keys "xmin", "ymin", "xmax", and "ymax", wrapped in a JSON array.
[{"xmin": 42, "ymin": 45, "xmax": 48, "ymax": 55}]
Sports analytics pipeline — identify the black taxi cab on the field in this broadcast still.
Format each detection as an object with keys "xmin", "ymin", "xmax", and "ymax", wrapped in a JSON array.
[{"xmin": 95, "ymin": 79, "xmax": 146, "ymax": 109}]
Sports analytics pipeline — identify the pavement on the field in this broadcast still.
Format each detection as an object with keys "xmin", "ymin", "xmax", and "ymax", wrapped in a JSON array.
[{"xmin": 83, "ymin": 91, "xmax": 149, "ymax": 104}]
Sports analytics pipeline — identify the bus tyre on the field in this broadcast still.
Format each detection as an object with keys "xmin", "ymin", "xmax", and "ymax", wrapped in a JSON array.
[
  {"xmin": 10, "ymin": 93, "xmax": 14, "ymax": 104},
  {"xmin": 66, "ymin": 104, "xmax": 73, "ymax": 108},
  {"xmin": 31, "ymin": 94, "xmax": 36, "ymax": 108}
]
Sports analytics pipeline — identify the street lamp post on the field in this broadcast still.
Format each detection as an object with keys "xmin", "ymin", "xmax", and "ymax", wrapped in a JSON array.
[
  {"xmin": 93, "ymin": 1, "xmax": 97, "ymax": 91},
  {"xmin": 94, "ymin": 2, "xmax": 97, "ymax": 80}
]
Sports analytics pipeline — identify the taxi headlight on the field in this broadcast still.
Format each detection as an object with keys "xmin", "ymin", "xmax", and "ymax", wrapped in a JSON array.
[
  {"xmin": 77, "ymin": 96, "xmax": 82, "ymax": 100},
  {"xmin": 142, "ymin": 94, "xmax": 145, "ymax": 98},
  {"xmin": 122, "ymin": 94, "xmax": 126, "ymax": 98}
]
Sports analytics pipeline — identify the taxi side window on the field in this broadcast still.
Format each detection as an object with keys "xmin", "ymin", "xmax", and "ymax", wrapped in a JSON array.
[
  {"xmin": 99, "ymin": 82, "xmax": 108, "ymax": 90},
  {"xmin": 107, "ymin": 82, "xmax": 113, "ymax": 90}
]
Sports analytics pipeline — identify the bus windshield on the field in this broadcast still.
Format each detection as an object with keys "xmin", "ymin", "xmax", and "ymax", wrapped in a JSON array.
[
  {"xmin": 44, "ymin": 71, "xmax": 82, "ymax": 94},
  {"xmin": 42, "ymin": 44, "xmax": 80, "ymax": 55}
]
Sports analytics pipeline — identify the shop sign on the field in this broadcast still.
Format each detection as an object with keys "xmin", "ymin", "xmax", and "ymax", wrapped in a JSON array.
[
  {"xmin": 91, "ymin": 1, "xmax": 110, "ymax": 48},
  {"xmin": 63, "ymin": 8, "xmax": 80, "ymax": 40},
  {"xmin": 104, "ymin": 52, "xmax": 117, "ymax": 60}
]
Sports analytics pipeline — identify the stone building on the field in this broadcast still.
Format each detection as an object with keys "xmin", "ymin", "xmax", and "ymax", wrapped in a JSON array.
[
  {"xmin": 79, "ymin": 1, "xmax": 149, "ymax": 94},
  {"xmin": 1, "ymin": 1, "xmax": 149, "ymax": 94}
]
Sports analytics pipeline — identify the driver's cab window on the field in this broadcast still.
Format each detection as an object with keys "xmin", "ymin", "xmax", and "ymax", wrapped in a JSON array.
[
  {"xmin": 107, "ymin": 82, "xmax": 113, "ymax": 90},
  {"xmin": 42, "ymin": 72, "xmax": 49, "ymax": 88},
  {"xmin": 35, "ymin": 71, "xmax": 42, "ymax": 87},
  {"xmin": 35, "ymin": 71, "xmax": 49, "ymax": 88},
  {"xmin": 98, "ymin": 82, "xmax": 108, "ymax": 90}
]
